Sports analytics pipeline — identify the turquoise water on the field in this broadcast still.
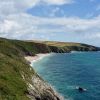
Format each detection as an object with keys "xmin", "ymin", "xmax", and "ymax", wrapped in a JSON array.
[{"xmin": 32, "ymin": 52, "xmax": 100, "ymax": 100}]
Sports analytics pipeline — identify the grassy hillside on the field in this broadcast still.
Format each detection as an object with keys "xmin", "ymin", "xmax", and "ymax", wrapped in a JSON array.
[
  {"xmin": 0, "ymin": 38, "xmax": 99, "ymax": 100},
  {"xmin": 28, "ymin": 40, "xmax": 100, "ymax": 52},
  {"xmin": 0, "ymin": 38, "xmax": 50, "ymax": 100},
  {"xmin": 43, "ymin": 41, "xmax": 99, "ymax": 52}
]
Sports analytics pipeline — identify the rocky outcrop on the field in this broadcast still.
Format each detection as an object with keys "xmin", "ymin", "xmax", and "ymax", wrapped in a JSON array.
[
  {"xmin": 48, "ymin": 44, "xmax": 100, "ymax": 53},
  {"xmin": 27, "ymin": 75, "xmax": 63, "ymax": 100}
]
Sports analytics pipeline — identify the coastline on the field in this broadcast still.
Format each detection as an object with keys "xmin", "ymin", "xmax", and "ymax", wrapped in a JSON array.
[
  {"xmin": 25, "ymin": 53, "xmax": 51, "ymax": 66},
  {"xmin": 1, "ymin": 38, "xmax": 100, "ymax": 100},
  {"xmin": 25, "ymin": 53, "xmax": 64, "ymax": 100}
]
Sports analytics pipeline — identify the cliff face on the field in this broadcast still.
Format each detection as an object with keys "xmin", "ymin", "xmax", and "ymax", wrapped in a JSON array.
[
  {"xmin": 27, "ymin": 75, "xmax": 63, "ymax": 100},
  {"xmin": 43, "ymin": 41, "xmax": 100, "ymax": 52},
  {"xmin": 0, "ymin": 38, "xmax": 100, "ymax": 100}
]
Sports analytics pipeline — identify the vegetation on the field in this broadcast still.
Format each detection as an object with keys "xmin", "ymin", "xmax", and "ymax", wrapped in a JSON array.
[{"xmin": 0, "ymin": 37, "xmax": 99, "ymax": 100}]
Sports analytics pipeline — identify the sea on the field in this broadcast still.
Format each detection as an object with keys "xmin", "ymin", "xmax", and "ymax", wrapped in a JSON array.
[{"xmin": 32, "ymin": 52, "xmax": 100, "ymax": 100}]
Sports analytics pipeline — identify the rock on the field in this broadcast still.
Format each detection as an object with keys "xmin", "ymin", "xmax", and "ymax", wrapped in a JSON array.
[{"xmin": 27, "ymin": 75, "xmax": 64, "ymax": 100}]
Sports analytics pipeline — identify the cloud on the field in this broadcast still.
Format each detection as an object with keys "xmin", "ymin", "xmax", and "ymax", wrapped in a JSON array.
[
  {"xmin": 1, "ymin": 13, "xmax": 100, "ymax": 41},
  {"xmin": 48, "ymin": 7, "xmax": 65, "ymax": 17},
  {"xmin": 49, "ymin": 7, "xmax": 60, "ymax": 17},
  {"xmin": 42, "ymin": 0, "xmax": 74, "ymax": 5},
  {"xmin": 0, "ymin": 0, "xmax": 74, "ymax": 18},
  {"xmin": 0, "ymin": 0, "xmax": 100, "ymax": 46},
  {"xmin": 84, "ymin": 32, "xmax": 100, "ymax": 39},
  {"xmin": 0, "ymin": 0, "xmax": 39, "ymax": 17}
]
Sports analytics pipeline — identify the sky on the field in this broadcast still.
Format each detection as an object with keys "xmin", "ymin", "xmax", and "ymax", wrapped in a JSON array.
[{"xmin": 0, "ymin": 0, "xmax": 100, "ymax": 46}]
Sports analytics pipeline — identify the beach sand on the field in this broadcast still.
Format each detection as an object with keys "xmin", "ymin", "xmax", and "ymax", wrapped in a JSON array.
[{"xmin": 25, "ymin": 53, "xmax": 50, "ymax": 66}]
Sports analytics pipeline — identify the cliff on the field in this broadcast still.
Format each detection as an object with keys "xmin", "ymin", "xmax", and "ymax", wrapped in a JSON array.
[{"xmin": 0, "ymin": 38, "xmax": 99, "ymax": 100}]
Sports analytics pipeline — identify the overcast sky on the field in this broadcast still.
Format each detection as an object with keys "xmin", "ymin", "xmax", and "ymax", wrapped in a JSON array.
[{"xmin": 0, "ymin": 0, "xmax": 100, "ymax": 46}]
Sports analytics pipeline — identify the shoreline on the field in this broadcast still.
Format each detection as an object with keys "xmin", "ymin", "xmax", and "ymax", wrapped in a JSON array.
[
  {"xmin": 25, "ymin": 53, "xmax": 51, "ymax": 66},
  {"xmin": 25, "ymin": 53, "xmax": 65, "ymax": 100}
]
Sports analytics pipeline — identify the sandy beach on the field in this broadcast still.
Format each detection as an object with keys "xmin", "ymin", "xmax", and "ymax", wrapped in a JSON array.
[{"xmin": 25, "ymin": 53, "xmax": 50, "ymax": 66}]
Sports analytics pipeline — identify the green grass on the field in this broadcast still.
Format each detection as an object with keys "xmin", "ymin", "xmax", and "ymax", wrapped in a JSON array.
[{"xmin": 0, "ymin": 38, "xmax": 36, "ymax": 100}]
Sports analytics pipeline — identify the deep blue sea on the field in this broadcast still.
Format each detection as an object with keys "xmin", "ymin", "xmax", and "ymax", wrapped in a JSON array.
[{"xmin": 32, "ymin": 52, "xmax": 100, "ymax": 100}]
